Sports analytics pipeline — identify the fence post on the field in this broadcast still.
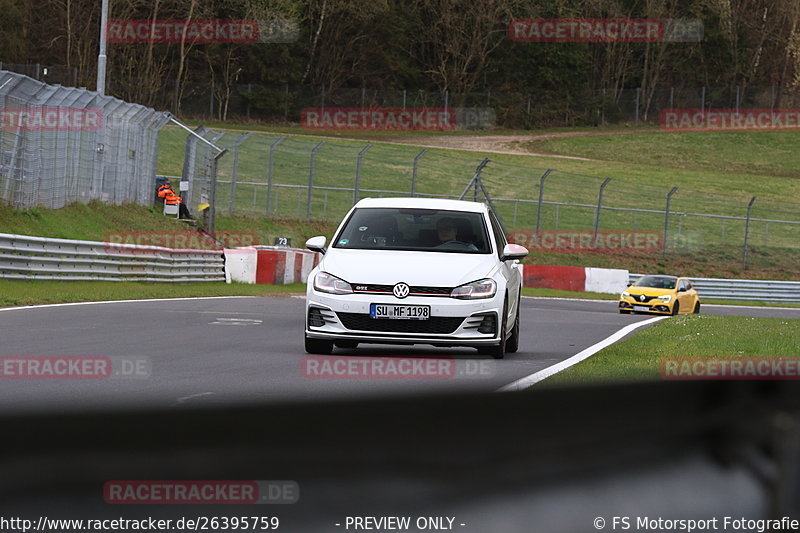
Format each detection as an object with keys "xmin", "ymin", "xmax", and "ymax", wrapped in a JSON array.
[
  {"xmin": 536, "ymin": 169, "xmax": 553, "ymax": 234},
  {"xmin": 354, "ymin": 144, "xmax": 371, "ymax": 205},
  {"xmin": 458, "ymin": 158, "xmax": 490, "ymax": 201},
  {"xmin": 594, "ymin": 178, "xmax": 612, "ymax": 237},
  {"xmin": 306, "ymin": 141, "xmax": 325, "ymax": 219},
  {"xmin": 266, "ymin": 136, "xmax": 286, "ymax": 214},
  {"xmin": 742, "ymin": 196, "xmax": 757, "ymax": 269},
  {"xmin": 207, "ymin": 149, "xmax": 229, "ymax": 238},
  {"xmin": 228, "ymin": 132, "xmax": 251, "ymax": 215},
  {"xmin": 634, "ymin": 88, "xmax": 640, "ymax": 123},
  {"xmin": 180, "ymin": 126, "xmax": 206, "ymax": 206},
  {"xmin": 411, "ymin": 149, "xmax": 427, "ymax": 196},
  {"xmin": 663, "ymin": 187, "xmax": 678, "ymax": 257}
]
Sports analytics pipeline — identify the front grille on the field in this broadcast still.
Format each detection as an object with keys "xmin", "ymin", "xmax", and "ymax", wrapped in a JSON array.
[
  {"xmin": 631, "ymin": 295, "xmax": 657, "ymax": 303},
  {"xmin": 336, "ymin": 312, "xmax": 465, "ymax": 334},
  {"xmin": 352, "ymin": 284, "xmax": 454, "ymax": 297}
]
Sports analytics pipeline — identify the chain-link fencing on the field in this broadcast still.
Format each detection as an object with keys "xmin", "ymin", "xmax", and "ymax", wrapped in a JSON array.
[
  {"xmin": 0, "ymin": 70, "xmax": 169, "ymax": 209},
  {"xmin": 161, "ymin": 125, "xmax": 799, "ymax": 271}
]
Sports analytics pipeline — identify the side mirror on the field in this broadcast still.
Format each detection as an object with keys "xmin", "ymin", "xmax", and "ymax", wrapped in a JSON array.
[
  {"xmin": 501, "ymin": 243, "xmax": 528, "ymax": 261},
  {"xmin": 306, "ymin": 236, "xmax": 327, "ymax": 254},
  {"xmin": 678, "ymin": 287, "xmax": 687, "ymax": 292}
]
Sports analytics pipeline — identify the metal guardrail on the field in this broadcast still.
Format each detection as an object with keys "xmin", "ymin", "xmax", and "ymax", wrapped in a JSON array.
[
  {"xmin": 0, "ymin": 233, "xmax": 225, "ymax": 282},
  {"xmin": 629, "ymin": 273, "xmax": 800, "ymax": 303}
]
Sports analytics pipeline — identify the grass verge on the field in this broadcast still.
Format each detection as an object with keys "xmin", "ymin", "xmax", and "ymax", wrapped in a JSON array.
[
  {"xmin": 542, "ymin": 315, "xmax": 800, "ymax": 387},
  {"xmin": 0, "ymin": 281, "xmax": 306, "ymax": 308}
]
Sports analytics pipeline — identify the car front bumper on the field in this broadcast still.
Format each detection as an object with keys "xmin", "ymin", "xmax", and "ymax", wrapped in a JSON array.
[
  {"xmin": 618, "ymin": 298, "xmax": 674, "ymax": 314},
  {"xmin": 306, "ymin": 289, "xmax": 504, "ymax": 347}
]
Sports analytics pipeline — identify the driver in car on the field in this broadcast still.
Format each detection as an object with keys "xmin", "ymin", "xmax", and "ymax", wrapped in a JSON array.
[{"xmin": 436, "ymin": 217, "xmax": 477, "ymax": 250}]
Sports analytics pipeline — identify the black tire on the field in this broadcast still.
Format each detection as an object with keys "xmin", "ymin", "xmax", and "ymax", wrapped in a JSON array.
[
  {"xmin": 478, "ymin": 297, "xmax": 507, "ymax": 359},
  {"xmin": 693, "ymin": 302, "xmax": 700, "ymax": 314},
  {"xmin": 671, "ymin": 302, "xmax": 680, "ymax": 316},
  {"xmin": 505, "ymin": 297, "xmax": 520, "ymax": 354},
  {"xmin": 305, "ymin": 336, "xmax": 333, "ymax": 355},
  {"xmin": 334, "ymin": 340, "xmax": 359, "ymax": 349}
]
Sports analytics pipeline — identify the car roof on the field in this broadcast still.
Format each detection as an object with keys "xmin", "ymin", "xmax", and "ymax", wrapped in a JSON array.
[
  {"xmin": 353, "ymin": 197, "xmax": 488, "ymax": 213},
  {"xmin": 642, "ymin": 274, "xmax": 678, "ymax": 280}
]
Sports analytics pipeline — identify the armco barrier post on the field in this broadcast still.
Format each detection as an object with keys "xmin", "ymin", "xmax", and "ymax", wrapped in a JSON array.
[
  {"xmin": 306, "ymin": 141, "xmax": 325, "ymax": 219},
  {"xmin": 266, "ymin": 136, "xmax": 285, "ymax": 215},
  {"xmin": 742, "ymin": 196, "xmax": 757, "ymax": 269},
  {"xmin": 663, "ymin": 187, "xmax": 678, "ymax": 258},
  {"xmin": 354, "ymin": 144, "xmax": 371, "ymax": 205},
  {"xmin": 536, "ymin": 169, "xmax": 553, "ymax": 234}
]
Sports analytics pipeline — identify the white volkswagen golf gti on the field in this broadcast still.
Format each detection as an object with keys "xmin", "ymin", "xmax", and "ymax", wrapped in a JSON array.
[{"xmin": 304, "ymin": 198, "xmax": 528, "ymax": 358}]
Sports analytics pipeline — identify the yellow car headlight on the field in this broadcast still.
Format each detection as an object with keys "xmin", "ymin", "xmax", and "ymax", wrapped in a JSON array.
[
  {"xmin": 657, "ymin": 295, "xmax": 672, "ymax": 303},
  {"xmin": 621, "ymin": 291, "xmax": 630, "ymax": 298}
]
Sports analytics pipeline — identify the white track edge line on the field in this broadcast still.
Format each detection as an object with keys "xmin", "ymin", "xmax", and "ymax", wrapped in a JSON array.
[
  {"xmin": 0, "ymin": 296, "xmax": 257, "ymax": 312},
  {"xmin": 497, "ymin": 316, "xmax": 669, "ymax": 392}
]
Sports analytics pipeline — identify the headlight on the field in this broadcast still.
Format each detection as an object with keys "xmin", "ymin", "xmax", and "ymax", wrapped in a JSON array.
[
  {"xmin": 621, "ymin": 291, "xmax": 630, "ymax": 298},
  {"xmin": 314, "ymin": 272, "xmax": 353, "ymax": 295},
  {"xmin": 657, "ymin": 295, "xmax": 672, "ymax": 302},
  {"xmin": 451, "ymin": 278, "xmax": 497, "ymax": 300}
]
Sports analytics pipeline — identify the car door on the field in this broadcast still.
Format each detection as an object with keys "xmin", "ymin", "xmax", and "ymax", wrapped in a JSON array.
[
  {"xmin": 676, "ymin": 279, "xmax": 691, "ymax": 312},
  {"xmin": 488, "ymin": 210, "xmax": 521, "ymax": 329}
]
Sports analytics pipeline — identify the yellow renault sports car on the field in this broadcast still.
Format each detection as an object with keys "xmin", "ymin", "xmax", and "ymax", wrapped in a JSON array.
[{"xmin": 619, "ymin": 275, "xmax": 700, "ymax": 315}]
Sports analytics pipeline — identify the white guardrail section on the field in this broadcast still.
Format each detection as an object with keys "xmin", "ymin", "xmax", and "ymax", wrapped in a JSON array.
[
  {"xmin": 629, "ymin": 273, "xmax": 800, "ymax": 303},
  {"xmin": 0, "ymin": 233, "xmax": 225, "ymax": 282}
]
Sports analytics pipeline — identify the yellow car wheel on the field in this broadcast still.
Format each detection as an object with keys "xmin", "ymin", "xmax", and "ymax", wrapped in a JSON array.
[{"xmin": 671, "ymin": 302, "xmax": 680, "ymax": 316}]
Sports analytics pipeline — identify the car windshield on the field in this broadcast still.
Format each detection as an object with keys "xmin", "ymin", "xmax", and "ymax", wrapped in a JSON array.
[
  {"xmin": 332, "ymin": 207, "xmax": 491, "ymax": 254},
  {"xmin": 635, "ymin": 276, "xmax": 677, "ymax": 289}
]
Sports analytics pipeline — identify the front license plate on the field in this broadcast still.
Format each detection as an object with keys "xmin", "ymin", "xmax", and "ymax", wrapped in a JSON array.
[
  {"xmin": 370, "ymin": 304, "xmax": 430, "ymax": 320},
  {"xmin": 633, "ymin": 305, "xmax": 650, "ymax": 312}
]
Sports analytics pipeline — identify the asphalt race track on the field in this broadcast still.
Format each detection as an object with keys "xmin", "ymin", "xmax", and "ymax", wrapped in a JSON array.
[{"xmin": 0, "ymin": 296, "xmax": 798, "ymax": 414}]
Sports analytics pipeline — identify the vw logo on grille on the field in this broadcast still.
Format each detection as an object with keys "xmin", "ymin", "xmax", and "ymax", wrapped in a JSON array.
[
  {"xmin": 639, "ymin": 295, "xmax": 646, "ymax": 301},
  {"xmin": 393, "ymin": 283, "xmax": 410, "ymax": 299}
]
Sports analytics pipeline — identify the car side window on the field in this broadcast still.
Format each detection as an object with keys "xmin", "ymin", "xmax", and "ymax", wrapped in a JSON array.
[
  {"xmin": 678, "ymin": 280, "xmax": 687, "ymax": 291},
  {"xmin": 488, "ymin": 211, "xmax": 506, "ymax": 256}
]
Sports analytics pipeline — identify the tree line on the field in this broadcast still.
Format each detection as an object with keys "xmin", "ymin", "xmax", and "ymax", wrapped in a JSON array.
[{"xmin": 1, "ymin": 0, "xmax": 799, "ymax": 125}]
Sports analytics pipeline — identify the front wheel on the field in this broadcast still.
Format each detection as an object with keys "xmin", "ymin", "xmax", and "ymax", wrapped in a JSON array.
[
  {"xmin": 671, "ymin": 302, "xmax": 680, "ymax": 316},
  {"xmin": 505, "ymin": 297, "xmax": 520, "ymax": 354},
  {"xmin": 305, "ymin": 335, "xmax": 333, "ymax": 355}
]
